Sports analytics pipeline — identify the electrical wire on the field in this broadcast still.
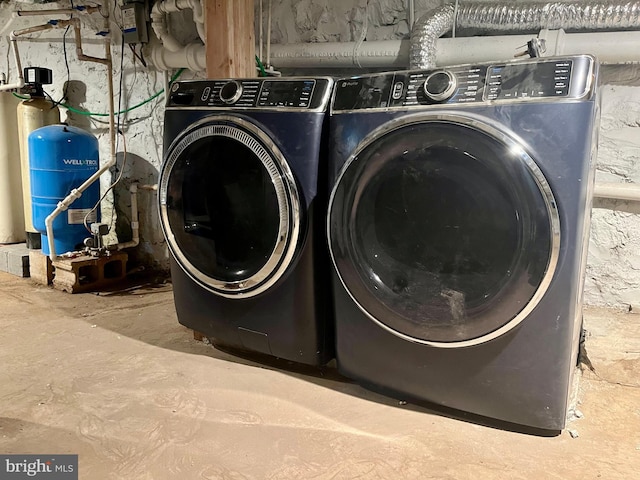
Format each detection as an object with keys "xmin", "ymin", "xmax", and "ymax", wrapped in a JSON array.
[
  {"xmin": 353, "ymin": 1, "xmax": 370, "ymax": 68},
  {"xmin": 82, "ymin": 129, "xmax": 128, "ymax": 234},
  {"xmin": 259, "ymin": 0, "xmax": 263, "ymax": 64},
  {"xmin": 59, "ymin": 25, "xmax": 71, "ymax": 106},
  {"xmin": 100, "ymin": 33, "xmax": 128, "ymax": 234},
  {"xmin": 408, "ymin": 0, "xmax": 415, "ymax": 29},
  {"xmin": 129, "ymin": 44, "xmax": 147, "ymax": 68},
  {"xmin": 266, "ymin": 0, "xmax": 272, "ymax": 67},
  {"xmin": 452, "ymin": 0, "xmax": 460, "ymax": 38},
  {"xmin": 256, "ymin": 55, "xmax": 267, "ymax": 77}
]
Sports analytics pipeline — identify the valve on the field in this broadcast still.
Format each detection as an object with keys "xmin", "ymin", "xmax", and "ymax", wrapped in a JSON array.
[{"xmin": 515, "ymin": 38, "xmax": 547, "ymax": 59}]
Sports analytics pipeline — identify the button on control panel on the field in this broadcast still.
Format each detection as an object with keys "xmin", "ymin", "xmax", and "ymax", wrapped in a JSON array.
[
  {"xmin": 423, "ymin": 71, "xmax": 457, "ymax": 102},
  {"xmin": 405, "ymin": 66, "xmax": 486, "ymax": 106},
  {"xmin": 392, "ymin": 81, "xmax": 404, "ymax": 100},
  {"xmin": 219, "ymin": 81, "xmax": 243, "ymax": 104}
]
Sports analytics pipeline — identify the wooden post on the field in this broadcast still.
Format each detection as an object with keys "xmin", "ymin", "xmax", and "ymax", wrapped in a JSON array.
[{"xmin": 205, "ymin": 0, "xmax": 255, "ymax": 79}]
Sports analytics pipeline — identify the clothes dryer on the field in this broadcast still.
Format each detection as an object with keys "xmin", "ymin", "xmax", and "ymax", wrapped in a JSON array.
[
  {"xmin": 327, "ymin": 56, "xmax": 599, "ymax": 430},
  {"xmin": 160, "ymin": 77, "xmax": 334, "ymax": 366}
]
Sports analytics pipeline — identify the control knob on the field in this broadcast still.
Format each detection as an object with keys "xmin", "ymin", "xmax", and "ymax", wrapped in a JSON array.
[
  {"xmin": 423, "ymin": 70, "xmax": 456, "ymax": 102},
  {"xmin": 219, "ymin": 80, "xmax": 243, "ymax": 104}
]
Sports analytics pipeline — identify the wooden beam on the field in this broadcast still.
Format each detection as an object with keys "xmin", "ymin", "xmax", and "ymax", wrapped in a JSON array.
[{"xmin": 205, "ymin": 0, "xmax": 255, "ymax": 79}]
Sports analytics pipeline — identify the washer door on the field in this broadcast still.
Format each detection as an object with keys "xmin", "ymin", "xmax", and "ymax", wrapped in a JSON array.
[
  {"xmin": 160, "ymin": 116, "xmax": 300, "ymax": 298},
  {"xmin": 328, "ymin": 114, "xmax": 560, "ymax": 347}
]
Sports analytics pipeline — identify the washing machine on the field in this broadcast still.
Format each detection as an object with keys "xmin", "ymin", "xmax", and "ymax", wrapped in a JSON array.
[
  {"xmin": 327, "ymin": 55, "xmax": 599, "ymax": 430},
  {"xmin": 160, "ymin": 77, "xmax": 334, "ymax": 366}
]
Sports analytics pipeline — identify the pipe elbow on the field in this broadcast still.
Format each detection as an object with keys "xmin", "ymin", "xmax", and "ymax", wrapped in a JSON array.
[
  {"xmin": 184, "ymin": 42, "xmax": 206, "ymax": 70},
  {"xmin": 150, "ymin": 14, "xmax": 183, "ymax": 52},
  {"xmin": 44, "ymin": 214, "xmax": 55, "ymax": 228},
  {"xmin": 151, "ymin": 2, "xmax": 162, "ymax": 17},
  {"xmin": 409, "ymin": 4, "xmax": 455, "ymax": 69},
  {"xmin": 190, "ymin": 0, "xmax": 205, "ymax": 24}
]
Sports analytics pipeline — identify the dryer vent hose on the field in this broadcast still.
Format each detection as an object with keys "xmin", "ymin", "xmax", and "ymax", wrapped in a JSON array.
[{"xmin": 411, "ymin": 1, "xmax": 640, "ymax": 69}]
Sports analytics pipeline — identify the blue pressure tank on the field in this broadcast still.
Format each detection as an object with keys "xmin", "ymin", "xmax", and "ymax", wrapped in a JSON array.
[{"xmin": 29, "ymin": 125, "xmax": 100, "ymax": 255}]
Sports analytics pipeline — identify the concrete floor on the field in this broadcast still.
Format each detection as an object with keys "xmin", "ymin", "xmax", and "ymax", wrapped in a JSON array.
[{"xmin": 0, "ymin": 270, "xmax": 638, "ymax": 479}]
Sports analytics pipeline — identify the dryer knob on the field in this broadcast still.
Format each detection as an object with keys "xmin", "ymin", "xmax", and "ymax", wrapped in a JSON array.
[
  {"xmin": 423, "ymin": 70, "xmax": 456, "ymax": 102},
  {"xmin": 219, "ymin": 81, "xmax": 243, "ymax": 104}
]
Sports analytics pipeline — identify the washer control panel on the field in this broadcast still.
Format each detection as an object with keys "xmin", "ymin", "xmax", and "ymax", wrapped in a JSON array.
[
  {"xmin": 332, "ymin": 55, "xmax": 595, "ymax": 112},
  {"xmin": 167, "ymin": 78, "xmax": 331, "ymax": 110}
]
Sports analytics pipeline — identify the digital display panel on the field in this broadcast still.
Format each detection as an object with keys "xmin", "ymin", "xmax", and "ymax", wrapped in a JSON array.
[
  {"xmin": 258, "ymin": 80, "xmax": 315, "ymax": 107},
  {"xmin": 486, "ymin": 60, "xmax": 572, "ymax": 100}
]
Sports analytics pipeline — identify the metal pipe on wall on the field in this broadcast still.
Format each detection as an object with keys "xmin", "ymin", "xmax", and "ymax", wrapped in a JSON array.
[{"xmin": 16, "ymin": 6, "xmax": 101, "ymax": 17}]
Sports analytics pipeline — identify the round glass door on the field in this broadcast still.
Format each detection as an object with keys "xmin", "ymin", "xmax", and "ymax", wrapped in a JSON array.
[
  {"xmin": 328, "ymin": 114, "xmax": 560, "ymax": 347},
  {"xmin": 160, "ymin": 116, "xmax": 300, "ymax": 298}
]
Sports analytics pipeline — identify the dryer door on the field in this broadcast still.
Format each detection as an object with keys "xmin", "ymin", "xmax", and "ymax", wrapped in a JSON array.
[
  {"xmin": 328, "ymin": 114, "xmax": 560, "ymax": 347},
  {"xmin": 160, "ymin": 116, "xmax": 301, "ymax": 298}
]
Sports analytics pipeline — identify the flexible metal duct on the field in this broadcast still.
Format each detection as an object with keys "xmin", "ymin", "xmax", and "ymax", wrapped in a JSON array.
[{"xmin": 411, "ymin": 1, "xmax": 640, "ymax": 69}]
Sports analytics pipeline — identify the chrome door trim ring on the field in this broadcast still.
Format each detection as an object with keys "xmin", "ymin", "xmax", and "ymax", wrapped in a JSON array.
[
  {"xmin": 327, "ymin": 112, "xmax": 561, "ymax": 348},
  {"xmin": 160, "ymin": 115, "xmax": 301, "ymax": 298}
]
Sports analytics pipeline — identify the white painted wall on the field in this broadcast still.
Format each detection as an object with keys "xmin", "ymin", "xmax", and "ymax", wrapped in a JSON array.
[
  {"xmin": 0, "ymin": 1, "xmax": 181, "ymax": 268},
  {"xmin": 2, "ymin": 0, "xmax": 639, "ymax": 308}
]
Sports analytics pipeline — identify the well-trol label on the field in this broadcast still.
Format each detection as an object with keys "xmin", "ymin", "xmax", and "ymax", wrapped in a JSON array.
[{"xmin": 62, "ymin": 158, "xmax": 99, "ymax": 167}]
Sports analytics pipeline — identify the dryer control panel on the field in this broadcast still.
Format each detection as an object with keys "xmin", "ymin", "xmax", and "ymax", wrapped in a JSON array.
[
  {"xmin": 167, "ymin": 77, "xmax": 333, "ymax": 111},
  {"xmin": 332, "ymin": 55, "xmax": 595, "ymax": 112}
]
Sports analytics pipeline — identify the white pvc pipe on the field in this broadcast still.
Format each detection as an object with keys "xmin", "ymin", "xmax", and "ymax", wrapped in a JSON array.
[
  {"xmin": 268, "ymin": 29, "xmax": 640, "ymax": 68},
  {"xmin": 593, "ymin": 183, "xmax": 640, "ymax": 202},
  {"xmin": 270, "ymin": 39, "xmax": 409, "ymax": 68},
  {"xmin": 408, "ymin": 0, "xmax": 415, "ymax": 29},
  {"xmin": 113, "ymin": 183, "xmax": 158, "ymax": 251},
  {"xmin": 148, "ymin": 29, "xmax": 640, "ymax": 71},
  {"xmin": 151, "ymin": 0, "xmax": 205, "ymax": 53},
  {"xmin": 0, "ymin": 37, "xmax": 24, "ymax": 92},
  {"xmin": 539, "ymin": 29, "xmax": 640, "ymax": 64},
  {"xmin": 45, "ymin": 157, "xmax": 116, "ymax": 261},
  {"xmin": 115, "ymin": 184, "xmax": 139, "ymax": 251},
  {"xmin": 149, "ymin": 38, "xmax": 206, "ymax": 71}
]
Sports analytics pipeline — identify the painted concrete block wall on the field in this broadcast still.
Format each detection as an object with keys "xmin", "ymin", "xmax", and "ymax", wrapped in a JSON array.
[
  {"xmin": 0, "ymin": 2, "xmax": 173, "ymax": 267},
  {"xmin": 1, "ymin": 1, "xmax": 639, "ymax": 308}
]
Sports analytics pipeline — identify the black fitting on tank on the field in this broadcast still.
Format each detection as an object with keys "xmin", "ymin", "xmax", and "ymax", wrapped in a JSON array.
[{"xmin": 21, "ymin": 67, "xmax": 53, "ymax": 97}]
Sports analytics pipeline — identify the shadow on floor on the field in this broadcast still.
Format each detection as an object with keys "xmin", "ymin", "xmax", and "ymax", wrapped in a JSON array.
[{"xmin": 43, "ymin": 274, "xmax": 562, "ymax": 437}]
